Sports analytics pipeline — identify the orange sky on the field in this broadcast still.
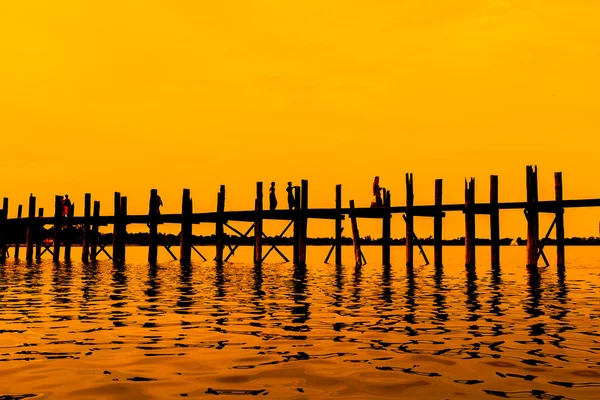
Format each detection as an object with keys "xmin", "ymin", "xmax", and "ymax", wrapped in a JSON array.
[{"xmin": 1, "ymin": 1, "xmax": 600, "ymax": 240}]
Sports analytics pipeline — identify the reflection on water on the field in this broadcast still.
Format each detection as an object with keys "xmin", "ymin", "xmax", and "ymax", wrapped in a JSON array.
[{"xmin": 0, "ymin": 246, "xmax": 599, "ymax": 399}]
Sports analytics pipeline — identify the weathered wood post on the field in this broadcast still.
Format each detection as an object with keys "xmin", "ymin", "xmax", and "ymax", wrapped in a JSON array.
[
  {"xmin": 90, "ymin": 201, "xmax": 100, "ymax": 261},
  {"xmin": 293, "ymin": 186, "xmax": 301, "ymax": 264},
  {"xmin": 405, "ymin": 173, "xmax": 414, "ymax": 267},
  {"xmin": 349, "ymin": 200, "xmax": 362, "ymax": 267},
  {"xmin": 382, "ymin": 189, "xmax": 391, "ymax": 265},
  {"xmin": 215, "ymin": 185, "xmax": 225, "ymax": 265},
  {"xmin": 112, "ymin": 192, "xmax": 121, "ymax": 262},
  {"xmin": 0, "ymin": 198, "xmax": 8, "ymax": 259},
  {"xmin": 180, "ymin": 188, "xmax": 193, "ymax": 263},
  {"xmin": 35, "ymin": 208, "xmax": 43, "ymax": 259},
  {"xmin": 119, "ymin": 196, "xmax": 127, "ymax": 262},
  {"xmin": 26, "ymin": 195, "xmax": 36, "ymax": 261},
  {"xmin": 335, "ymin": 184, "xmax": 342, "ymax": 266},
  {"xmin": 434, "ymin": 179, "xmax": 443, "ymax": 267},
  {"xmin": 464, "ymin": 178, "xmax": 476, "ymax": 268},
  {"xmin": 254, "ymin": 182, "xmax": 263, "ymax": 265},
  {"xmin": 14, "ymin": 204, "xmax": 23, "ymax": 259},
  {"xmin": 526, "ymin": 166, "xmax": 539, "ymax": 267},
  {"xmin": 64, "ymin": 202, "xmax": 74, "ymax": 261},
  {"xmin": 53, "ymin": 195, "xmax": 62, "ymax": 261},
  {"xmin": 490, "ymin": 175, "xmax": 500, "ymax": 267},
  {"xmin": 148, "ymin": 189, "xmax": 159, "ymax": 264},
  {"xmin": 298, "ymin": 179, "xmax": 308, "ymax": 266},
  {"xmin": 555, "ymin": 172, "xmax": 565, "ymax": 267},
  {"xmin": 82, "ymin": 194, "xmax": 91, "ymax": 262}
]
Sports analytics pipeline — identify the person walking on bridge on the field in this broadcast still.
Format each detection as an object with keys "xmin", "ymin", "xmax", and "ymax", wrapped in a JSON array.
[{"xmin": 269, "ymin": 182, "xmax": 278, "ymax": 211}]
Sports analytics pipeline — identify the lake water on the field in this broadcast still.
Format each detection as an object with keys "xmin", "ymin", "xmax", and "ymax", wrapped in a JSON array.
[{"xmin": 1, "ymin": 246, "xmax": 599, "ymax": 399}]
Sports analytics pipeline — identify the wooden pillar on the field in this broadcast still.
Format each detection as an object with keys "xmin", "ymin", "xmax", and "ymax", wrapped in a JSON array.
[
  {"xmin": 35, "ymin": 208, "xmax": 43, "ymax": 259},
  {"xmin": 148, "ymin": 189, "xmax": 159, "ymax": 264},
  {"xmin": 349, "ymin": 200, "xmax": 362, "ymax": 267},
  {"xmin": 490, "ymin": 175, "xmax": 500, "ymax": 268},
  {"xmin": 464, "ymin": 178, "xmax": 476, "ymax": 268},
  {"xmin": 254, "ymin": 182, "xmax": 263, "ymax": 265},
  {"xmin": 64, "ymin": 202, "xmax": 74, "ymax": 261},
  {"xmin": 405, "ymin": 173, "xmax": 414, "ymax": 267},
  {"xmin": 26, "ymin": 195, "xmax": 36, "ymax": 261},
  {"xmin": 382, "ymin": 189, "xmax": 391, "ymax": 265},
  {"xmin": 82, "ymin": 194, "xmax": 91, "ymax": 262},
  {"xmin": 180, "ymin": 188, "xmax": 193, "ymax": 263},
  {"xmin": 14, "ymin": 204, "xmax": 23, "ymax": 259},
  {"xmin": 298, "ymin": 179, "xmax": 308, "ymax": 266},
  {"xmin": 293, "ymin": 186, "xmax": 301, "ymax": 264},
  {"xmin": 120, "ymin": 196, "xmax": 127, "ymax": 262},
  {"xmin": 90, "ymin": 201, "xmax": 100, "ymax": 262},
  {"xmin": 434, "ymin": 179, "xmax": 443, "ymax": 267},
  {"xmin": 555, "ymin": 172, "xmax": 565, "ymax": 267},
  {"xmin": 526, "ymin": 166, "xmax": 539, "ymax": 267},
  {"xmin": 335, "ymin": 184, "xmax": 342, "ymax": 266},
  {"xmin": 215, "ymin": 185, "xmax": 225, "ymax": 265},
  {"xmin": 53, "ymin": 195, "xmax": 62, "ymax": 261},
  {"xmin": 0, "ymin": 198, "xmax": 8, "ymax": 259},
  {"xmin": 112, "ymin": 192, "xmax": 121, "ymax": 261}
]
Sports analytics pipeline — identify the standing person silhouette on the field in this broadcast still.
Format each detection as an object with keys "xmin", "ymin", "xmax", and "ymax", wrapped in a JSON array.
[
  {"xmin": 286, "ymin": 182, "xmax": 295, "ymax": 210},
  {"xmin": 156, "ymin": 194, "xmax": 163, "ymax": 215},
  {"xmin": 372, "ymin": 176, "xmax": 383, "ymax": 207},
  {"xmin": 269, "ymin": 182, "xmax": 277, "ymax": 211},
  {"xmin": 62, "ymin": 194, "xmax": 71, "ymax": 216}
]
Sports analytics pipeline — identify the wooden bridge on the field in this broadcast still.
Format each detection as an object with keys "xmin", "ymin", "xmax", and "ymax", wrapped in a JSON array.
[{"xmin": 1, "ymin": 166, "xmax": 599, "ymax": 268}]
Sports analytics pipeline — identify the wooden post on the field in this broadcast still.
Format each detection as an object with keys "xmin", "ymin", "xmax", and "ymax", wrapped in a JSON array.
[
  {"xmin": 148, "ymin": 189, "xmax": 158, "ymax": 264},
  {"xmin": 465, "ymin": 178, "xmax": 476, "ymax": 268},
  {"xmin": 405, "ymin": 173, "xmax": 414, "ymax": 267},
  {"xmin": 90, "ymin": 201, "xmax": 100, "ymax": 262},
  {"xmin": 53, "ymin": 195, "xmax": 62, "ymax": 261},
  {"xmin": 490, "ymin": 175, "xmax": 500, "ymax": 268},
  {"xmin": 14, "ymin": 204, "xmax": 23, "ymax": 259},
  {"xmin": 555, "ymin": 172, "xmax": 565, "ymax": 267},
  {"xmin": 35, "ymin": 208, "xmax": 43, "ymax": 259},
  {"xmin": 298, "ymin": 179, "xmax": 308, "ymax": 266},
  {"xmin": 113, "ymin": 192, "xmax": 121, "ymax": 262},
  {"xmin": 434, "ymin": 179, "xmax": 443, "ymax": 267},
  {"xmin": 382, "ymin": 189, "xmax": 391, "ymax": 265},
  {"xmin": 215, "ymin": 185, "xmax": 225, "ymax": 265},
  {"xmin": 64, "ymin": 202, "xmax": 74, "ymax": 261},
  {"xmin": 180, "ymin": 188, "xmax": 193, "ymax": 263},
  {"xmin": 526, "ymin": 166, "xmax": 539, "ymax": 267},
  {"xmin": 120, "ymin": 196, "xmax": 127, "ymax": 262},
  {"xmin": 0, "ymin": 198, "xmax": 8, "ymax": 259},
  {"xmin": 293, "ymin": 186, "xmax": 301, "ymax": 264},
  {"xmin": 26, "ymin": 195, "xmax": 36, "ymax": 261},
  {"xmin": 82, "ymin": 194, "xmax": 91, "ymax": 262},
  {"xmin": 335, "ymin": 184, "xmax": 342, "ymax": 266},
  {"xmin": 349, "ymin": 200, "xmax": 362, "ymax": 267},
  {"xmin": 254, "ymin": 182, "xmax": 263, "ymax": 265}
]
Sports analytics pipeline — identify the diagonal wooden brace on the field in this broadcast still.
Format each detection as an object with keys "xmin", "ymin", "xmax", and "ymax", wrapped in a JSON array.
[
  {"xmin": 402, "ymin": 214, "xmax": 430, "ymax": 265},
  {"xmin": 262, "ymin": 220, "xmax": 293, "ymax": 263}
]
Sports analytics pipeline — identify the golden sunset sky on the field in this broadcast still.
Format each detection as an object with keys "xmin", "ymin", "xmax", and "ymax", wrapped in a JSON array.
[{"xmin": 1, "ymin": 1, "xmax": 599, "ymax": 240}]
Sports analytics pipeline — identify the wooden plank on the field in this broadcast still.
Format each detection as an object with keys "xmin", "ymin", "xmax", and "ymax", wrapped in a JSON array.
[
  {"xmin": 119, "ymin": 196, "xmax": 127, "ymax": 262},
  {"xmin": 465, "ymin": 178, "xmax": 476, "ymax": 268},
  {"xmin": 82, "ymin": 194, "xmax": 91, "ymax": 262},
  {"xmin": 254, "ymin": 182, "xmax": 263, "ymax": 265},
  {"xmin": 14, "ymin": 204, "xmax": 23, "ymax": 259},
  {"xmin": 53, "ymin": 195, "xmax": 62, "ymax": 261},
  {"xmin": 26, "ymin": 195, "xmax": 36, "ymax": 261},
  {"xmin": 64, "ymin": 202, "xmax": 74, "ymax": 261},
  {"xmin": 35, "ymin": 208, "xmax": 43, "ymax": 259},
  {"xmin": 335, "ymin": 184, "xmax": 342, "ymax": 266},
  {"xmin": 405, "ymin": 173, "xmax": 414, "ymax": 267},
  {"xmin": 293, "ymin": 186, "xmax": 301, "ymax": 264},
  {"xmin": 180, "ymin": 188, "xmax": 192, "ymax": 263},
  {"xmin": 434, "ymin": 179, "xmax": 443, "ymax": 267},
  {"xmin": 555, "ymin": 172, "xmax": 565, "ymax": 267},
  {"xmin": 298, "ymin": 179, "xmax": 308, "ymax": 266},
  {"xmin": 112, "ymin": 192, "xmax": 121, "ymax": 261},
  {"xmin": 526, "ymin": 166, "xmax": 539, "ymax": 267},
  {"xmin": 490, "ymin": 175, "xmax": 500, "ymax": 267},
  {"xmin": 215, "ymin": 185, "xmax": 225, "ymax": 265},
  {"xmin": 148, "ymin": 189, "xmax": 159, "ymax": 264},
  {"xmin": 382, "ymin": 189, "xmax": 391, "ymax": 265},
  {"xmin": 0, "ymin": 198, "xmax": 8, "ymax": 259}
]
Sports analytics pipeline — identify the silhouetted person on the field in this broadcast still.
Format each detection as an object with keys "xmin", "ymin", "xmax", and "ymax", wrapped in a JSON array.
[
  {"xmin": 372, "ymin": 176, "xmax": 383, "ymax": 208},
  {"xmin": 62, "ymin": 194, "xmax": 71, "ymax": 216},
  {"xmin": 269, "ymin": 182, "xmax": 277, "ymax": 211},
  {"xmin": 286, "ymin": 182, "xmax": 295, "ymax": 210},
  {"xmin": 156, "ymin": 194, "xmax": 163, "ymax": 215}
]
